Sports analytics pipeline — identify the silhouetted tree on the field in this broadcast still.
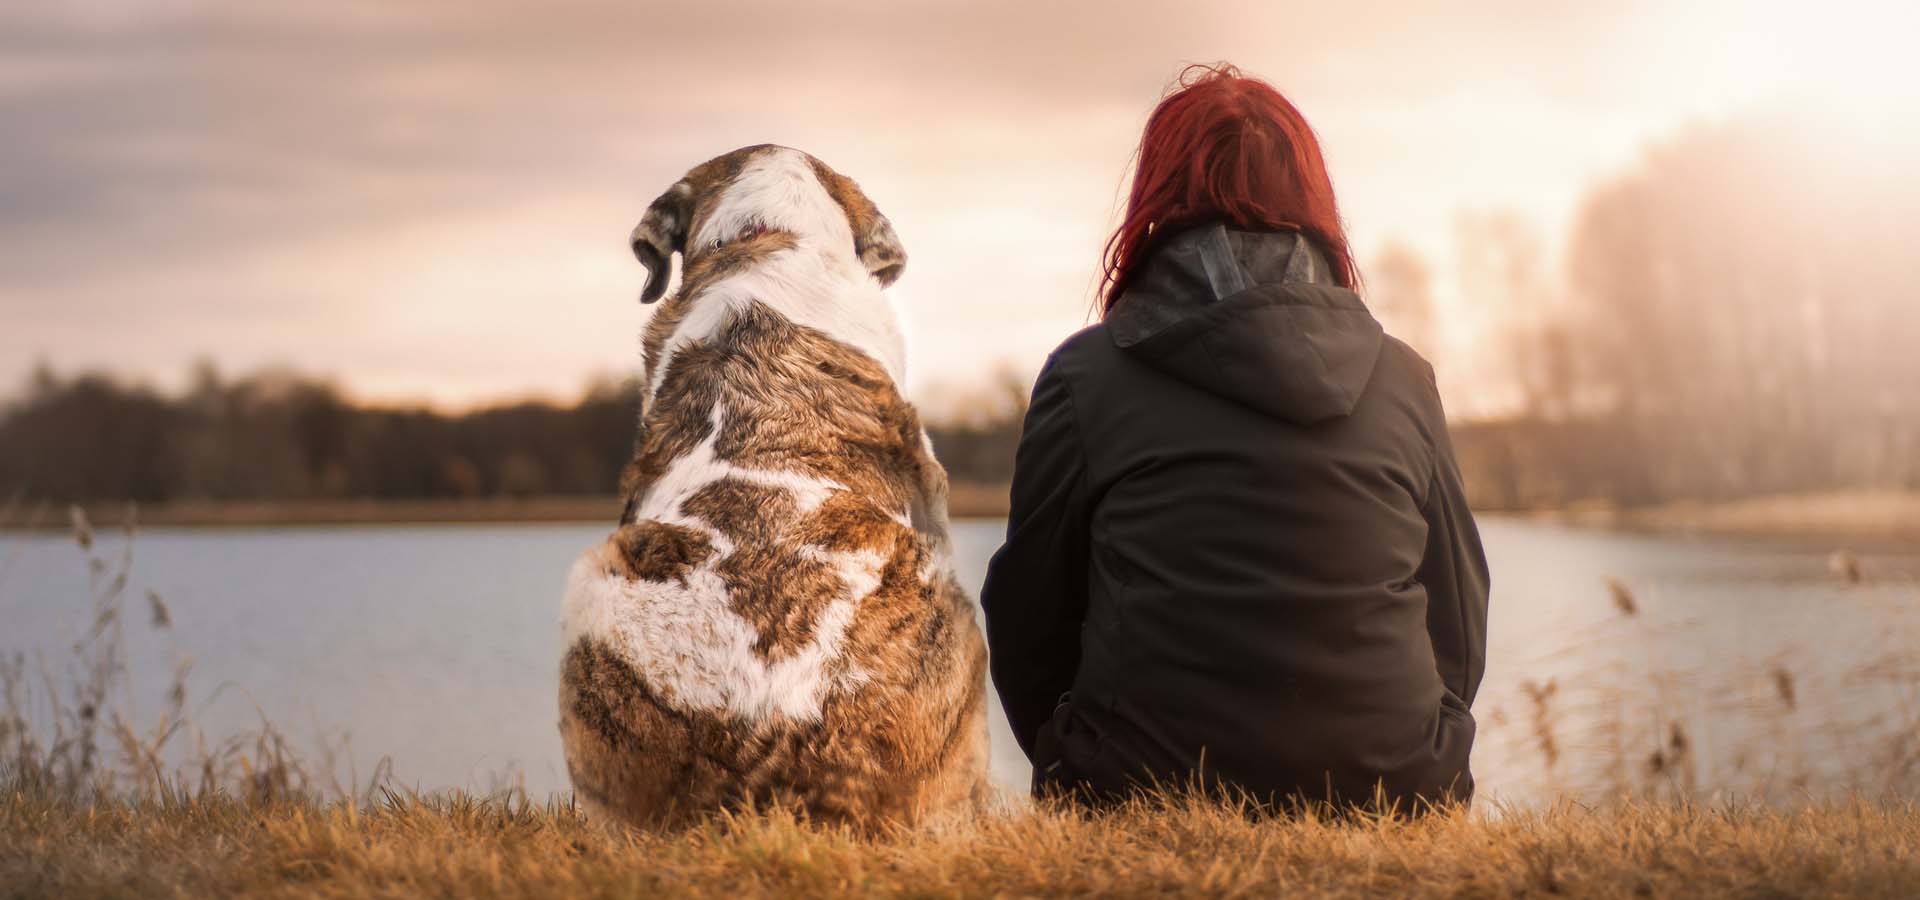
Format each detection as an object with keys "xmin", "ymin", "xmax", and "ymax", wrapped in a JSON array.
[{"xmin": 1367, "ymin": 240, "xmax": 1438, "ymax": 360}]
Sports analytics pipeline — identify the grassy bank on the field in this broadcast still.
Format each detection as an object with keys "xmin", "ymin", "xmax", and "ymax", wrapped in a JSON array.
[{"xmin": 6, "ymin": 786, "xmax": 1919, "ymax": 898}]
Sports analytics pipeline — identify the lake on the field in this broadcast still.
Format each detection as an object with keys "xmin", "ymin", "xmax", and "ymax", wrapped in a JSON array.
[{"xmin": 3, "ymin": 518, "xmax": 1916, "ymax": 805}]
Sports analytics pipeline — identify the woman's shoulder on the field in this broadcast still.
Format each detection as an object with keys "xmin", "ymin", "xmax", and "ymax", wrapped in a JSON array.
[
  {"xmin": 1041, "ymin": 323, "xmax": 1121, "ymax": 377},
  {"xmin": 1370, "ymin": 334, "xmax": 1453, "ymax": 435},
  {"xmin": 1376, "ymin": 334, "xmax": 1438, "ymax": 389}
]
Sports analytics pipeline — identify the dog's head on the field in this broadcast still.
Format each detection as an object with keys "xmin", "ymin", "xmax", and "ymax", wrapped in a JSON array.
[{"xmin": 629, "ymin": 145, "xmax": 905, "ymax": 304}]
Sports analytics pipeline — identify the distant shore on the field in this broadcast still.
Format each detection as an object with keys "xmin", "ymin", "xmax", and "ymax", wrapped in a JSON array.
[
  {"xmin": 1528, "ymin": 489, "xmax": 1920, "ymax": 549},
  {"xmin": 0, "ymin": 482, "xmax": 1017, "ymax": 530},
  {"xmin": 6, "ymin": 489, "xmax": 1918, "ymax": 547}
]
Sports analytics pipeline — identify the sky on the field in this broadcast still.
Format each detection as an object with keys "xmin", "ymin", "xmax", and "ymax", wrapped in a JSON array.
[{"xmin": 3, "ymin": 0, "xmax": 1915, "ymax": 415}]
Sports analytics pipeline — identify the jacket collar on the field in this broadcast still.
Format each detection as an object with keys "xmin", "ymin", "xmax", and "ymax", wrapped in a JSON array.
[{"xmin": 1105, "ymin": 223, "xmax": 1384, "ymax": 425}]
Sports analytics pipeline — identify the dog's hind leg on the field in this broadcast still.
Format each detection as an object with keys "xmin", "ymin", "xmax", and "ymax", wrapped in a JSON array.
[{"xmin": 559, "ymin": 635, "xmax": 713, "ymax": 828}]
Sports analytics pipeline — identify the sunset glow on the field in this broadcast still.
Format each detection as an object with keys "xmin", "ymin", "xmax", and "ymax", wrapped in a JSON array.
[{"xmin": 3, "ymin": 0, "xmax": 1914, "ymax": 417}]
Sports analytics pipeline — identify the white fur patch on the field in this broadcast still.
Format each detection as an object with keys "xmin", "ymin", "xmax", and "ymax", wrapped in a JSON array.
[
  {"xmin": 646, "ymin": 149, "xmax": 908, "ymax": 406},
  {"xmin": 561, "ymin": 402, "xmax": 885, "ymax": 722}
]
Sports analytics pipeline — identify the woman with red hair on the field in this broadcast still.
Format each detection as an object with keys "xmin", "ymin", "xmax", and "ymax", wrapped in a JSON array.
[{"xmin": 980, "ymin": 65, "xmax": 1488, "ymax": 813}]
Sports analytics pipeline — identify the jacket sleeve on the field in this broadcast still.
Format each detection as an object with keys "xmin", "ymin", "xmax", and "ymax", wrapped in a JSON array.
[
  {"xmin": 1419, "ymin": 424, "xmax": 1491, "ymax": 708},
  {"xmin": 979, "ymin": 354, "xmax": 1093, "ymax": 759}
]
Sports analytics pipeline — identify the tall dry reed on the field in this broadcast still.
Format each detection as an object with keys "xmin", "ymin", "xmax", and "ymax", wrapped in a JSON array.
[{"xmin": 0, "ymin": 506, "xmax": 391, "ymax": 807}]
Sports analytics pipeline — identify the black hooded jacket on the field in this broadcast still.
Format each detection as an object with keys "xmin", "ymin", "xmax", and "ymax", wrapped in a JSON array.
[{"xmin": 979, "ymin": 224, "xmax": 1490, "ymax": 810}]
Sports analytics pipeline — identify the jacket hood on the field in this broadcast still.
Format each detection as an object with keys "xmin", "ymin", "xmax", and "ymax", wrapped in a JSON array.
[{"xmin": 1106, "ymin": 224, "xmax": 1384, "ymax": 425}]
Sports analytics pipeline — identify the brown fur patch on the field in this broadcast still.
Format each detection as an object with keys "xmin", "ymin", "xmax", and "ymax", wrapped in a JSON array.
[
  {"xmin": 676, "ymin": 144, "xmax": 773, "ymax": 253},
  {"xmin": 679, "ymin": 232, "xmax": 799, "ymax": 298},
  {"xmin": 806, "ymin": 156, "xmax": 905, "ymax": 284},
  {"xmin": 792, "ymin": 491, "xmax": 905, "ymax": 553},
  {"xmin": 680, "ymin": 477, "xmax": 838, "ymax": 661},
  {"xmin": 559, "ymin": 638, "xmax": 697, "ymax": 826},
  {"xmin": 611, "ymin": 520, "xmax": 714, "ymax": 585}
]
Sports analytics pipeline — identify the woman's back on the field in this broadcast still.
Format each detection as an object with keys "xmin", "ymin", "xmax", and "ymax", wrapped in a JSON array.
[{"xmin": 981, "ymin": 225, "xmax": 1487, "ymax": 809}]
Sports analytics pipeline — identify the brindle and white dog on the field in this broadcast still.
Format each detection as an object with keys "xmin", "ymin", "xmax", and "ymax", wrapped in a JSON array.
[{"xmin": 559, "ymin": 145, "xmax": 989, "ymax": 829}]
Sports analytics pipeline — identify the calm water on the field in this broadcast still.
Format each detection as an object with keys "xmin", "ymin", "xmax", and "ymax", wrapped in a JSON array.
[{"xmin": 2, "ymin": 518, "xmax": 1915, "ymax": 804}]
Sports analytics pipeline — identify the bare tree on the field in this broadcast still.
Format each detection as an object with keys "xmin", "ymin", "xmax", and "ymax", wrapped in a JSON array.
[{"xmin": 1367, "ymin": 240, "xmax": 1439, "ymax": 361}]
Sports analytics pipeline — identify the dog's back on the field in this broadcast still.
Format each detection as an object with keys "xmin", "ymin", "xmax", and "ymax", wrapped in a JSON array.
[{"xmin": 559, "ymin": 146, "xmax": 988, "ymax": 828}]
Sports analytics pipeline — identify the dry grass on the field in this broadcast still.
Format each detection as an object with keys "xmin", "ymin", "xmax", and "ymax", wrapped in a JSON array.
[
  {"xmin": 6, "ymin": 785, "xmax": 1920, "ymax": 898},
  {"xmin": 1, "ymin": 508, "xmax": 358, "ymax": 807}
]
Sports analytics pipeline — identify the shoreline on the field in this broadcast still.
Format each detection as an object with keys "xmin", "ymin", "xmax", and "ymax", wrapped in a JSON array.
[
  {"xmin": 1523, "ymin": 489, "xmax": 1920, "ymax": 550},
  {"xmin": 6, "ymin": 489, "xmax": 1918, "ymax": 547},
  {"xmin": 0, "ymin": 482, "xmax": 1018, "ymax": 531}
]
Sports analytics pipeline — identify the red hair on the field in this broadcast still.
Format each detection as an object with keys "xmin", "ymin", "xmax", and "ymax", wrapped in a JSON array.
[{"xmin": 1100, "ymin": 63, "xmax": 1358, "ymax": 313}]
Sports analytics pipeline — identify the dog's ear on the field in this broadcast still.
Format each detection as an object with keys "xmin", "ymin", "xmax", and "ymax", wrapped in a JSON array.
[
  {"xmin": 630, "ymin": 181, "xmax": 692, "ymax": 304},
  {"xmin": 811, "ymin": 162, "xmax": 906, "ymax": 288},
  {"xmin": 855, "ymin": 212, "xmax": 906, "ymax": 289}
]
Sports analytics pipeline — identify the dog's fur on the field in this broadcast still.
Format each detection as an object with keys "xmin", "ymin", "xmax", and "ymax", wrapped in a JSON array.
[{"xmin": 558, "ymin": 145, "xmax": 989, "ymax": 829}]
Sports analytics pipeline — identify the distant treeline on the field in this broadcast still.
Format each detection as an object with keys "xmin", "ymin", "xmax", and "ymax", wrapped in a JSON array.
[
  {"xmin": 6, "ymin": 110, "xmax": 1916, "ymax": 511},
  {"xmin": 0, "ymin": 364, "xmax": 1029, "ymax": 506},
  {"xmin": 11, "ymin": 355, "xmax": 1912, "ymax": 514},
  {"xmin": 0, "ymin": 366, "xmax": 635, "ymax": 504}
]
